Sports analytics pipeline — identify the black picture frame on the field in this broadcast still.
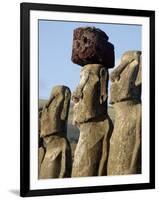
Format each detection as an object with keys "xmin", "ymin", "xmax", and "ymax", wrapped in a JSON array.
[{"xmin": 20, "ymin": 2, "xmax": 155, "ymax": 197}]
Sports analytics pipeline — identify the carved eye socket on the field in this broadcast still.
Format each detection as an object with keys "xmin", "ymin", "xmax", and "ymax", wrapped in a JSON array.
[
  {"xmin": 73, "ymin": 97, "xmax": 79, "ymax": 103},
  {"xmin": 83, "ymin": 36, "xmax": 87, "ymax": 43}
]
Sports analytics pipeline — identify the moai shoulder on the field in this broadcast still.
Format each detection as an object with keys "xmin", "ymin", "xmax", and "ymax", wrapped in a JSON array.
[{"xmin": 39, "ymin": 135, "xmax": 72, "ymax": 179}]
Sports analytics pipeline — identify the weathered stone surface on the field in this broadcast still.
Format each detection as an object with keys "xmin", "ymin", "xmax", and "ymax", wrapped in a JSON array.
[
  {"xmin": 72, "ymin": 64, "xmax": 108, "ymax": 124},
  {"xmin": 39, "ymin": 135, "xmax": 72, "ymax": 179},
  {"xmin": 72, "ymin": 64, "xmax": 113, "ymax": 177},
  {"xmin": 107, "ymin": 51, "xmax": 142, "ymax": 175},
  {"xmin": 40, "ymin": 85, "xmax": 71, "ymax": 137},
  {"xmin": 39, "ymin": 85, "xmax": 72, "ymax": 179},
  {"xmin": 38, "ymin": 146, "xmax": 45, "ymax": 176},
  {"xmin": 110, "ymin": 51, "xmax": 141, "ymax": 104},
  {"xmin": 71, "ymin": 27, "xmax": 115, "ymax": 68},
  {"xmin": 70, "ymin": 143, "xmax": 77, "ymax": 163},
  {"xmin": 72, "ymin": 116, "xmax": 113, "ymax": 177}
]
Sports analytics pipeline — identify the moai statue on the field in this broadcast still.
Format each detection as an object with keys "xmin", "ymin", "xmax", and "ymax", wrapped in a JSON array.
[
  {"xmin": 39, "ymin": 85, "xmax": 72, "ymax": 179},
  {"xmin": 71, "ymin": 27, "xmax": 115, "ymax": 177},
  {"xmin": 107, "ymin": 51, "xmax": 142, "ymax": 175},
  {"xmin": 71, "ymin": 63, "xmax": 113, "ymax": 177}
]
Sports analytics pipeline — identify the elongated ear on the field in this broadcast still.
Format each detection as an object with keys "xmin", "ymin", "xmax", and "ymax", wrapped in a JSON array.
[
  {"xmin": 61, "ymin": 88, "xmax": 71, "ymax": 120},
  {"xmin": 100, "ymin": 68, "xmax": 108, "ymax": 104}
]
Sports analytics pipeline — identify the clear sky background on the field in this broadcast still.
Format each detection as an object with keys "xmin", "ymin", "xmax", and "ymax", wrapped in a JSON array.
[{"xmin": 39, "ymin": 20, "xmax": 141, "ymax": 99}]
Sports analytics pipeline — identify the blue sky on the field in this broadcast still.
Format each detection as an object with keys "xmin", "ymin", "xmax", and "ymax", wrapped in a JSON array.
[{"xmin": 39, "ymin": 20, "xmax": 141, "ymax": 99}]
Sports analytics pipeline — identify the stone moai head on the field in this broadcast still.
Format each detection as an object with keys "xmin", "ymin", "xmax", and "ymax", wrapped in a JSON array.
[
  {"xmin": 40, "ymin": 85, "xmax": 71, "ymax": 137},
  {"xmin": 71, "ymin": 27, "xmax": 115, "ymax": 68},
  {"xmin": 110, "ymin": 51, "xmax": 142, "ymax": 104},
  {"xmin": 72, "ymin": 64, "xmax": 108, "ymax": 124}
]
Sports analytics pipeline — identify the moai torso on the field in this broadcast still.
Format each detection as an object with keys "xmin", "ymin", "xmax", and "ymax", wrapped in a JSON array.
[
  {"xmin": 107, "ymin": 51, "xmax": 142, "ymax": 175},
  {"xmin": 39, "ymin": 86, "xmax": 72, "ymax": 179},
  {"xmin": 39, "ymin": 135, "xmax": 72, "ymax": 179},
  {"xmin": 72, "ymin": 116, "xmax": 113, "ymax": 177},
  {"xmin": 72, "ymin": 64, "xmax": 113, "ymax": 177}
]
